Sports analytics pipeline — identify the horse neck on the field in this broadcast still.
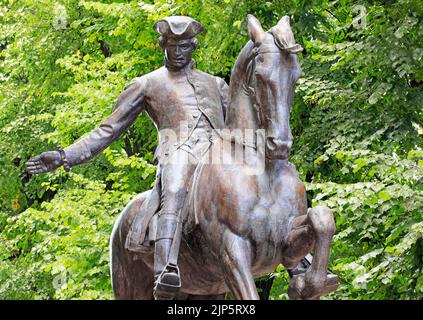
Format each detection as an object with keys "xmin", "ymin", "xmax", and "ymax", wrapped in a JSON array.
[{"xmin": 225, "ymin": 41, "xmax": 259, "ymax": 131}]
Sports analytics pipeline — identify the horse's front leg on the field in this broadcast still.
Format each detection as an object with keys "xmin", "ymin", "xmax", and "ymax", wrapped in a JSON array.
[
  {"xmin": 220, "ymin": 229, "xmax": 259, "ymax": 300},
  {"xmin": 284, "ymin": 206, "xmax": 339, "ymax": 300}
]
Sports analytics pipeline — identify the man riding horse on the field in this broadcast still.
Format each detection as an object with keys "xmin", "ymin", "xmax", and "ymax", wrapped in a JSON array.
[
  {"xmin": 26, "ymin": 15, "xmax": 328, "ymax": 300},
  {"xmin": 26, "ymin": 16, "xmax": 229, "ymax": 299}
]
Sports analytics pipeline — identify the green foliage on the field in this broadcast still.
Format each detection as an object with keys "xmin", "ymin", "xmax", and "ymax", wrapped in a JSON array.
[
  {"xmin": 287, "ymin": 0, "xmax": 423, "ymax": 299},
  {"xmin": 0, "ymin": 173, "xmax": 135, "ymax": 299},
  {"xmin": 0, "ymin": 0, "xmax": 421, "ymax": 299}
]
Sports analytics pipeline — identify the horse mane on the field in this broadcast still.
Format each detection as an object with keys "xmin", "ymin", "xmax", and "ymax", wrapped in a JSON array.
[{"xmin": 225, "ymin": 40, "xmax": 258, "ymax": 131}]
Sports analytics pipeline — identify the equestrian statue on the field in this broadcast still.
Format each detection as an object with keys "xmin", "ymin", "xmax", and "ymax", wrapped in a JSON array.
[{"xmin": 26, "ymin": 14, "xmax": 339, "ymax": 300}]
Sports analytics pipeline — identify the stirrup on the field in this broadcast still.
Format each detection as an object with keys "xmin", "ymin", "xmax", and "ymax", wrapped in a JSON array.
[{"xmin": 153, "ymin": 264, "xmax": 181, "ymax": 300}]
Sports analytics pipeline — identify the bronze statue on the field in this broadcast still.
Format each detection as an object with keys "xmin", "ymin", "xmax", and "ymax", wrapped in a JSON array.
[{"xmin": 26, "ymin": 14, "xmax": 339, "ymax": 300}]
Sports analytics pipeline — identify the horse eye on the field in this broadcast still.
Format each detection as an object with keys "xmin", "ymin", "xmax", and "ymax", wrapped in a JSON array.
[{"xmin": 256, "ymin": 55, "xmax": 264, "ymax": 63}]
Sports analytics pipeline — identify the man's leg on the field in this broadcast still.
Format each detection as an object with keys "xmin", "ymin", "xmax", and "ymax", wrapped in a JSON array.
[
  {"xmin": 153, "ymin": 149, "xmax": 195, "ymax": 299},
  {"xmin": 154, "ymin": 213, "xmax": 181, "ymax": 299}
]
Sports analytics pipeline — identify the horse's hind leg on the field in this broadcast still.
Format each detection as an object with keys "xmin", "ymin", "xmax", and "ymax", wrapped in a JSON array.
[
  {"xmin": 220, "ymin": 230, "xmax": 259, "ymax": 300},
  {"xmin": 110, "ymin": 192, "xmax": 155, "ymax": 299},
  {"xmin": 283, "ymin": 206, "xmax": 339, "ymax": 300},
  {"xmin": 111, "ymin": 248, "xmax": 154, "ymax": 299}
]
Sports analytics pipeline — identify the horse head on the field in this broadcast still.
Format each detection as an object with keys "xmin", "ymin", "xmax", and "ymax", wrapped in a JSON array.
[{"xmin": 245, "ymin": 15, "xmax": 302, "ymax": 160}]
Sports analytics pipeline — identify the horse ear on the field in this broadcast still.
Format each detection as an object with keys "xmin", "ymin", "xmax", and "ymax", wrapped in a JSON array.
[
  {"xmin": 247, "ymin": 14, "xmax": 265, "ymax": 44},
  {"xmin": 271, "ymin": 15, "xmax": 303, "ymax": 53},
  {"xmin": 277, "ymin": 15, "xmax": 291, "ymax": 27}
]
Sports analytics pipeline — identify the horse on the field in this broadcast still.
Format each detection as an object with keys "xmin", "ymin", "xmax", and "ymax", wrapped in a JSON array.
[{"xmin": 110, "ymin": 14, "xmax": 339, "ymax": 300}]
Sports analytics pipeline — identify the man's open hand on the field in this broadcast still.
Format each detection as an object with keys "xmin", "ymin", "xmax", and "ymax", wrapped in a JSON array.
[{"xmin": 26, "ymin": 151, "xmax": 63, "ymax": 174}]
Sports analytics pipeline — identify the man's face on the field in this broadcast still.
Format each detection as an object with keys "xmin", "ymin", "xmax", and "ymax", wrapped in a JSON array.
[{"xmin": 165, "ymin": 38, "xmax": 195, "ymax": 70}]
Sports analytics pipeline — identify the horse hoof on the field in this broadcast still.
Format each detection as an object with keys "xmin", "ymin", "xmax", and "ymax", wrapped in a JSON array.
[
  {"xmin": 320, "ymin": 274, "xmax": 339, "ymax": 296},
  {"xmin": 287, "ymin": 273, "xmax": 339, "ymax": 300},
  {"xmin": 287, "ymin": 274, "xmax": 305, "ymax": 300}
]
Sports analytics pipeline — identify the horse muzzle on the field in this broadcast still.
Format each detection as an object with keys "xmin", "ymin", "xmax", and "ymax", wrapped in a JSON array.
[{"xmin": 265, "ymin": 137, "xmax": 292, "ymax": 160}]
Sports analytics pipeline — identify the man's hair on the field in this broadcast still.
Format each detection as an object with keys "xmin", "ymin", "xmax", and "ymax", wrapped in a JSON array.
[{"xmin": 158, "ymin": 36, "xmax": 198, "ymax": 50}]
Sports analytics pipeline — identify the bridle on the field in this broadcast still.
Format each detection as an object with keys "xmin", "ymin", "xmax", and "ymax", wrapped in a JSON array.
[{"xmin": 246, "ymin": 42, "xmax": 283, "ymax": 130}]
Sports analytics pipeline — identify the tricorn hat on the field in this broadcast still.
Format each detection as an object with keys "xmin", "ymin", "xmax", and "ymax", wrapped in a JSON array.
[{"xmin": 153, "ymin": 16, "xmax": 205, "ymax": 39}]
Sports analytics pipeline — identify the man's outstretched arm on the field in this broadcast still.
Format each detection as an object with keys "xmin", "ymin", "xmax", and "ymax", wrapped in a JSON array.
[{"xmin": 26, "ymin": 77, "xmax": 146, "ymax": 174}]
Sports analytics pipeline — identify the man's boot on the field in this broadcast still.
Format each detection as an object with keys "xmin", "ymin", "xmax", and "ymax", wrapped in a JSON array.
[{"xmin": 153, "ymin": 213, "xmax": 181, "ymax": 300}]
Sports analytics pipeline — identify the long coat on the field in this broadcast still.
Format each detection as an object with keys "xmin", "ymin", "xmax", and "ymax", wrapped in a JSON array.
[{"xmin": 63, "ymin": 60, "xmax": 228, "ymax": 166}]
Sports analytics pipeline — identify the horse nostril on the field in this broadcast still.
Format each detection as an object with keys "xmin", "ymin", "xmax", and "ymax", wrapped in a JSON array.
[{"xmin": 266, "ymin": 137, "xmax": 293, "ymax": 158}]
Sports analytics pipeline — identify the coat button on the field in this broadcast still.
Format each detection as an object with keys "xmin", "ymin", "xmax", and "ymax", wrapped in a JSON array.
[
  {"xmin": 188, "ymin": 124, "xmax": 192, "ymax": 128},
  {"xmin": 193, "ymin": 113, "xmax": 199, "ymax": 118}
]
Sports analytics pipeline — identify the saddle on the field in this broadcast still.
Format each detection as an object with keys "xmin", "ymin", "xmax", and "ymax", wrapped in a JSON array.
[{"xmin": 124, "ymin": 163, "xmax": 202, "ymax": 253}]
